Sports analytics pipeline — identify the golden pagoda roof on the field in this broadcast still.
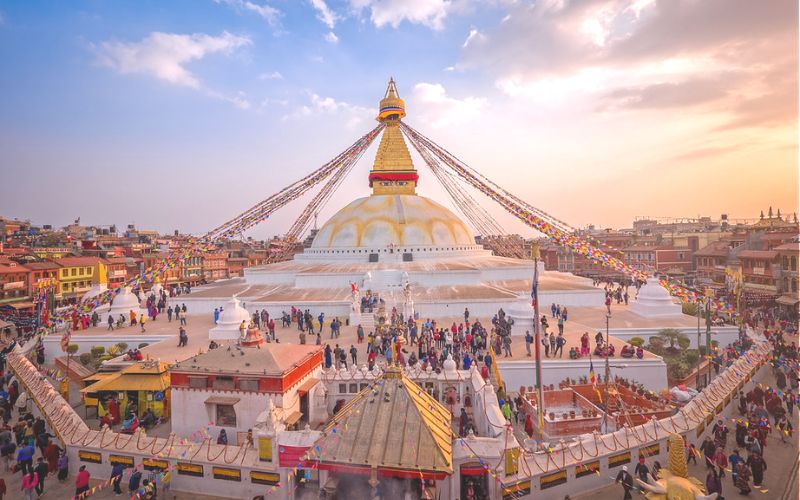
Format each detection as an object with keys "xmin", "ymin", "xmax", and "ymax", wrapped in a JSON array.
[
  {"xmin": 377, "ymin": 77, "xmax": 406, "ymax": 122},
  {"xmin": 304, "ymin": 367, "xmax": 453, "ymax": 475}
]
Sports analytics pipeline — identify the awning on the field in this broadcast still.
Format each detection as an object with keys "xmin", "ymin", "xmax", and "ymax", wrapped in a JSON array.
[
  {"xmin": 82, "ymin": 372, "xmax": 117, "ymax": 386},
  {"xmin": 81, "ymin": 373, "xmax": 169, "ymax": 393},
  {"xmin": 5, "ymin": 301, "xmax": 35, "ymax": 310},
  {"xmin": 204, "ymin": 396, "xmax": 241, "ymax": 405},
  {"xmin": 284, "ymin": 411, "xmax": 302, "ymax": 426},
  {"xmin": 296, "ymin": 377, "xmax": 319, "ymax": 396},
  {"xmin": 776, "ymin": 295, "xmax": 800, "ymax": 306}
]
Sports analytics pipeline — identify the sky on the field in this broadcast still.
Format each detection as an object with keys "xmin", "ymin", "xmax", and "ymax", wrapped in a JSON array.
[{"xmin": 0, "ymin": 0, "xmax": 797, "ymax": 240}]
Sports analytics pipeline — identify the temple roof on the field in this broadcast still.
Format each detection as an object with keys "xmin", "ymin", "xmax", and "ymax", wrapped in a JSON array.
[{"xmin": 304, "ymin": 367, "xmax": 453, "ymax": 475}]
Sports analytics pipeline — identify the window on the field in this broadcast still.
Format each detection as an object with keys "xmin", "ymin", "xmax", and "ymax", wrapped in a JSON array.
[
  {"xmin": 213, "ymin": 376, "xmax": 235, "ymax": 390},
  {"xmin": 85, "ymin": 267, "xmax": 92, "ymax": 274},
  {"xmin": 71, "ymin": 268, "xmax": 77, "ymax": 277},
  {"xmin": 188, "ymin": 376, "xmax": 208, "ymax": 389},
  {"xmin": 359, "ymin": 383, "xmax": 368, "ymax": 391},
  {"xmin": 792, "ymin": 256, "xmax": 798, "ymax": 272},
  {"xmin": 239, "ymin": 379, "xmax": 259, "ymax": 392},
  {"xmin": 61, "ymin": 269, "xmax": 68, "ymax": 277},
  {"xmin": 338, "ymin": 384, "xmax": 347, "ymax": 394},
  {"xmin": 349, "ymin": 383, "xmax": 358, "ymax": 393},
  {"xmin": 216, "ymin": 404, "xmax": 237, "ymax": 426}
]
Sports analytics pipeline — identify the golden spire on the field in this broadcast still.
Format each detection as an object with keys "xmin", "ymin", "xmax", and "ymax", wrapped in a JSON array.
[{"xmin": 369, "ymin": 78, "xmax": 418, "ymax": 195}]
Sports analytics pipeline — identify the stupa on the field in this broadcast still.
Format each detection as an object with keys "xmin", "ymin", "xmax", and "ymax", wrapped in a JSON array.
[
  {"xmin": 107, "ymin": 286, "xmax": 144, "ymax": 317},
  {"xmin": 208, "ymin": 296, "xmax": 251, "ymax": 340},
  {"xmin": 629, "ymin": 277, "xmax": 683, "ymax": 318},
  {"xmin": 187, "ymin": 80, "xmax": 603, "ymax": 318}
]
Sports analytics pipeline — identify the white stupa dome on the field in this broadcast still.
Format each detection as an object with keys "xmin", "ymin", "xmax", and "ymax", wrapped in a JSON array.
[
  {"xmin": 443, "ymin": 354, "xmax": 457, "ymax": 373},
  {"xmin": 629, "ymin": 277, "xmax": 683, "ymax": 318},
  {"xmin": 311, "ymin": 195, "xmax": 474, "ymax": 249},
  {"xmin": 209, "ymin": 297, "xmax": 252, "ymax": 340},
  {"xmin": 108, "ymin": 286, "xmax": 143, "ymax": 316}
]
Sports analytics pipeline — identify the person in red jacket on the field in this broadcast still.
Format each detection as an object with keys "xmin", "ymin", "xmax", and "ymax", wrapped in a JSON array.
[{"xmin": 75, "ymin": 465, "xmax": 90, "ymax": 497}]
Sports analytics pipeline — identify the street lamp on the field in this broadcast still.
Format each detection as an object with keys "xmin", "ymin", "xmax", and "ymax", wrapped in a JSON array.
[{"xmin": 530, "ymin": 242, "xmax": 545, "ymax": 439}]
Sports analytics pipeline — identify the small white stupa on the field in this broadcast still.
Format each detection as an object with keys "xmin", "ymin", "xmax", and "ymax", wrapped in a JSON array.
[
  {"xmin": 629, "ymin": 276, "xmax": 683, "ymax": 318},
  {"xmin": 508, "ymin": 295, "xmax": 535, "ymax": 337},
  {"xmin": 108, "ymin": 286, "xmax": 144, "ymax": 317},
  {"xmin": 209, "ymin": 296, "xmax": 251, "ymax": 340}
]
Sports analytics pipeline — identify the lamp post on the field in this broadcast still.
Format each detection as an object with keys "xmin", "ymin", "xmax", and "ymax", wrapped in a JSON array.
[
  {"xmin": 705, "ymin": 288, "xmax": 714, "ymax": 387},
  {"xmin": 602, "ymin": 313, "xmax": 612, "ymax": 433},
  {"xmin": 530, "ymin": 242, "xmax": 545, "ymax": 438}
]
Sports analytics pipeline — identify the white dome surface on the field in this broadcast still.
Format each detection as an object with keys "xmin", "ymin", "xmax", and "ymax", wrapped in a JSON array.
[
  {"xmin": 311, "ymin": 195, "xmax": 474, "ymax": 249},
  {"xmin": 629, "ymin": 277, "xmax": 683, "ymax": 318},
  {"xmin": 209, "ymin": 297, "xmax": 252, "ymax": 340},
  {"xmin": 108, "ymin": 287, "xmax": 143, "ymax": 316}
]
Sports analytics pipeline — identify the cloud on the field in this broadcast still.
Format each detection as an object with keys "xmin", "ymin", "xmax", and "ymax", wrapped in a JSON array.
[
  {"xmin": 258, "ymin": 70, "xmax": 283, "ymax": 80},
  {"xmin": 603, "ymin": 76, "xmax": 731, "ymax": 110},
  {"xmin": 350, "ymin": 0, "xmax": 452, "ymax": 30},
  {"xmin": 462, "ymin": 28, "xmax": 484, "ymax": 49},
  {"xmin": 283, "ymin": 92, "xmax": 372, "ymax": 129},
  {"xmin": 310, "ymin": 0, "xmax": 339, "ymax": 29},
  {"xmin": 324, "ymin": 31, "xmax": 339, "ymax": 43},
  {"xmin": 94, "ymin": 31, "xmax": 251, "ymax": 89},
  {"xmin": 213, "ymin": 0, "xmax": 280, "ymax": 25},
  {"xmin": 461, "ymin": 0, "xmax": 797, "ymax": 130},
  {"xmin": 408, "ymin": 82, "xmax": 486, "ymax": 128}
]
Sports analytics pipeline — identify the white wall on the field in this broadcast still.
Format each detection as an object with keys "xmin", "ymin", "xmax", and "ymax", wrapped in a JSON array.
[{"xmin": 498, "ymin": 357, "xmax": 669, "ymax": 393}]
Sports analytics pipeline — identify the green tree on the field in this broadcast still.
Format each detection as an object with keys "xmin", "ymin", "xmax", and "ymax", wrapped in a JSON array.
[
  {"xmin": 657, "ymin": 329, "xmax": 688, "ymax": 350},
  {"xmin": 677, "ymin": 336, "xmax": 691, "ymax": 351},
  {"xmin": 629, "ymin": 337, "xmax": 645, "ymax": 347}
]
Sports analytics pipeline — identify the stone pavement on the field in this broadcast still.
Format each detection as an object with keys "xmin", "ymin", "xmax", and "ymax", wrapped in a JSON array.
[
  {"xmin": 0, "ymin": 465, "xmax": 229, "ymax": 500},
  {"xmin": 574, "ymin": 362, "xmax": 799, "ymax": 500}
]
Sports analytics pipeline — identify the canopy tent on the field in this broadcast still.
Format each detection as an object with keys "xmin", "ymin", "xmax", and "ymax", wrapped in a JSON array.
[
  {"xmin": 81, "ymin": 361, "xmax": 170, "ymax": 393},
  {"xmin": 302, "ymin": 367, "xmax": 453, "ymax": 480}
]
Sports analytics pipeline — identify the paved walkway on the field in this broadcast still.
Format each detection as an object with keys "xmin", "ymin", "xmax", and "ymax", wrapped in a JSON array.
[
  {"xmin": 575, "ymin": 361, "xmax": 799, "ymax": 499},
  {"xmin": 0, "ymin": 463, "xmax": 230, "ymax": 500}
]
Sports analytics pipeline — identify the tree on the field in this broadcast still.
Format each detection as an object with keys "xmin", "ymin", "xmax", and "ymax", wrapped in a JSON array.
[
  {"xmin": 677, "ymin": 336, "xmax": 691, "ymax": 351},
  {"xmin": 66, "ymin": 344, "xmax": 79, "ymax": 355},
  {"xmin": 647, "ymin": 337, "xmax": 665, "ymax": 355},
  {"xmin": 683, "ymin": 349, "xmax": 700, "ymax": 368},
  {"xmin": 629, "ymin": 337, "xmax": 645, "ymax": 347},
  {"xmin": 657, "ymin": 328, "xmax": 688, "ymax": 353}
]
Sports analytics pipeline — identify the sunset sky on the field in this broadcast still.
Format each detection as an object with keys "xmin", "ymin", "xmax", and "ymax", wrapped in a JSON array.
[{"xmin": 0, "ymin": 0, "xmax": 797, "ymax": 239}]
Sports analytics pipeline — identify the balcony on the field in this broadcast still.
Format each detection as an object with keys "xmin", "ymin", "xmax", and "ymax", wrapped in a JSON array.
[{"xmin": 3, "ymin": 281, "xmax": 25, "ymax": 291}]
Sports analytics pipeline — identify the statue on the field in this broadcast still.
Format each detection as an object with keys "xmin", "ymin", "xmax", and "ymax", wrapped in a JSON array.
[
  {"xmin": 350, "ymin": 281, "xmax": 361, "ymax": 312},
  {"xmin": 635, "ymin": 433, "xmax": 718, "ymax": 500}
]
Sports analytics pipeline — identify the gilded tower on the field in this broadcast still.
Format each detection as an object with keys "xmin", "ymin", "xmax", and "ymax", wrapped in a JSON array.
[{"xmin": 368, "ymin": 78, "xmax": 418, "ymax": 195}]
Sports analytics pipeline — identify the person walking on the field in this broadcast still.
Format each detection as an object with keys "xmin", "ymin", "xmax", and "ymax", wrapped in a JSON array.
[
  {"xmin": 555, "ymin": 332, "xmax": 565, "ymax": 357},
  {"xmin": 615, "ymin": 465, "xmax": 634, "ymax": 500},
  {"xmin": 111, "ymin": 461, "xmax": 124, "ymax": 495},
  {"xmin": 34, "ymin": 457, "xmax": 48, "ymax": 496},
  {"xmin": 128, "ymin": 469, "xmax": 142, "ymax": 497},
  {"xmin": 108, "ymin": 315, "xmax": 115, "ymax": 331},
  {"xmin": 179, "ymin": 309, "xmax": 187, "ymax": 326},
  {"xmin": 139, "ymin": 313, "xmax": 146, "ymax": 332},
  {"xmin": 20, "ymin": 470, "xmax": 37, "ymax": 500},
  {"xmin": 57, "ymin": 449, "xmax": 68, "ymax": 481},
  {"xmin": 350, "ymin": 345, "xmax": 358, "ymax": 366},
  {"xmin": 706, "ymin": 468, "xmax": 723, "ymax": 500},
  {"xmin": 524, "ymin": 331, "xmax": 532, "ymax": 357},
  {"xmin": 634, "ymin": 456, "xmax": 650, "ymax": 483},
  {"xmin": 16, "ymin": 441, "xmax": 34, "ymax": 474},
  {"xmin": 746, "ymin": 452, "xmax": 766, "ymax": 487},
  {"xmin": 75, "ymin": 465, "xmax": 90, "ymax": 497}
]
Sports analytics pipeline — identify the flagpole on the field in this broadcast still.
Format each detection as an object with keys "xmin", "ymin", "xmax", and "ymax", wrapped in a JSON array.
[{"xmin": 530, "ymin": 242, "xmax": 545, "ymax": 438}]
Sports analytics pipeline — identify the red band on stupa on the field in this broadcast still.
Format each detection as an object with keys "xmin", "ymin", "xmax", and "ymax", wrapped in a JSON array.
[{"xmin": 368, "ymin": 172, "xmax": 419, "ymax": 186}]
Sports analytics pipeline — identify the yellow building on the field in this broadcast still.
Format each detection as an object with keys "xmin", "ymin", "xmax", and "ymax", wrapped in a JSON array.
[
  {"xmin": 81, "ymin": 361, "xmax": 170, "ymax": 418},
  {"xmin": 54, "ymin": 256, "xmax": 108, "ymax": 297}
]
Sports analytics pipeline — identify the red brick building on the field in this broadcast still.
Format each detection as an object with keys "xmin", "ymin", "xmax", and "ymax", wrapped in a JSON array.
[
  {"xmin": 24, "ymin": 261, "xmax": 61, "ymax": 296},
  {"xmin": 738, "ymin": 250, "xmax": 780, "ymax": 295},
  {"xmin": 202, "ymin": 252, "xmax": 229, "ymax": 282},
  {"xmin": 105, "ymin": 257, "xmax": 128, "ymax": 288},
  {"xmin": 0, "ymin": 262, "xmax": 30, "ymax": 305}
]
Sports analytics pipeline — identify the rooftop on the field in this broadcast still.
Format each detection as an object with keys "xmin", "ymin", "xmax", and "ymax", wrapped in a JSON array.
[
  {"xmin": 54, "ymin": 256, "xmax": 106, "ymax": 266},
  {"xmin": 170, "ymin": 342, "xmax": 322, "ymax": 376}
]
